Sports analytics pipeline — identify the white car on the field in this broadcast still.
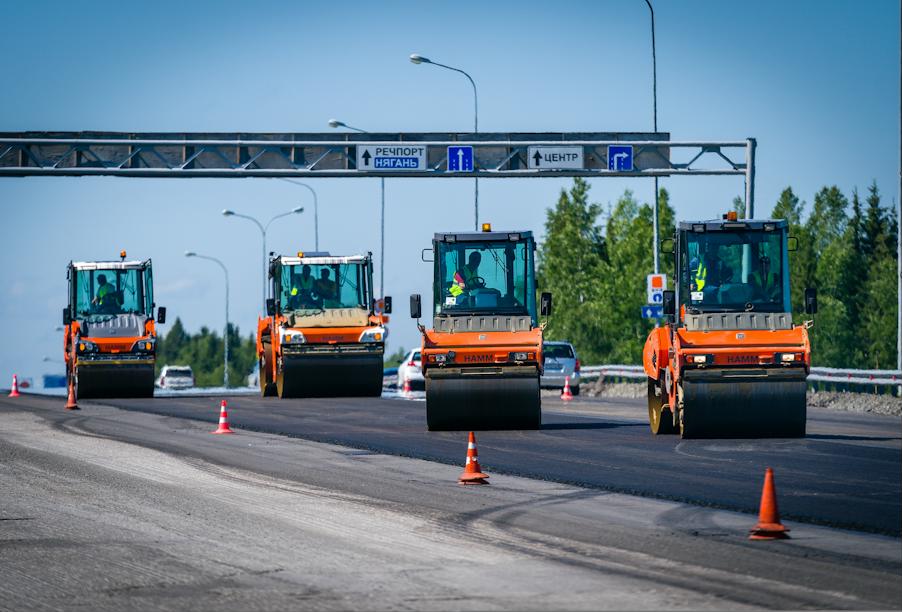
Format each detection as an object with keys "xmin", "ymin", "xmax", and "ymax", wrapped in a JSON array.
[
  {"xmin": 396, "ymin": 349, "xmax": 424, "ymax": 391},
  {"xmin": 156, "ymin": 365, "xmax": 195, "ymax": 390}
]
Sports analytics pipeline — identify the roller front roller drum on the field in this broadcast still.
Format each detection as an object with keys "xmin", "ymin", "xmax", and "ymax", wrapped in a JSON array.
[
  {"xmin": 425, "ymin": 366, "xmax": 541, "ymax": 431},
  {"xmin": 679, "ymin": 367, "xmax": 807, "ymax": 438},
  {"xmin": 276, "ymin": 352, "xmax": 383, "ymax": 398},
  {"xmin": 75, "ymin": 362, "xmax": 155, "ymax": 398}
]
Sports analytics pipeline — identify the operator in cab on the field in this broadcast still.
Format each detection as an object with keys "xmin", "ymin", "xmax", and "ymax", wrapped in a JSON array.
[
  {"xmin": 92, "ymin": 274, "xmax": 121, "ymax": 313},
  {"xmin": 751, "ymin": 254, "xmax": 781, "ymax": 301},
  {"xmin": 288, "ymin": 265, "xmax": 316, "ymax": 308},
  {"xmin": 449, "ymin": 251, "xmax": 482, "ymax": 300},
  {"xmin": 314, "ymin": 268, "xmax": 340, "ymax": 308}
]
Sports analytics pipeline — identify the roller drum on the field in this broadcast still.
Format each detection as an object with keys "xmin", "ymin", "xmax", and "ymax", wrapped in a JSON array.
[
  {"xmin": 277, "ymin": 352, "xmax": 383, "ymax": 398},
  {"xmin": 76, "ymin": 362, "xmax": 155, "ymax": 398},
  {"xmin": 425, "ymin": 366, "xmax": 541, "ymax": 431},
  {"xmin": 680, "ymin": 367, "xmax": 807, "ymax": 438}
]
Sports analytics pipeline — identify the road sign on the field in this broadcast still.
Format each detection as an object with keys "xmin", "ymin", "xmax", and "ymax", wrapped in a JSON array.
[
  {"xmin": 642, "ymin": 305, "xmax": 664, "ymax": 319},
  {"xmin": 646, "ymin": 273, "xmax": 667, "ymax": 304},
  {"xmin": 527, "ymin": 146, "xmax": 584, "ymax": 170},
  {"xmin": 447, "ymin": 146, "xmax": 474, "ymax": 172},
  {"xmin": 608, "ymin": 145, "xmax": 633, "ymax": 171},
  {"xmin": 356, "ymin": 144, "xmax": 427, "ymax": 171}
]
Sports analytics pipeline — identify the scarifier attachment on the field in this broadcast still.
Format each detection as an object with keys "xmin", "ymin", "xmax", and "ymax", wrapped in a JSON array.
[
  {"xmin": 277, "ymin": 353, "xmax": 383, "ymax": 398},
  {"xmin": 75, "ymin": 363, "xmax": 155, "ymax": 399},
  {"xmin": 425, "ymin": 366, "xmax": 540, "ymax": 431},
  {"xmin": 680, "ymin": 368, "xmax": 807, "ymax": 438}
]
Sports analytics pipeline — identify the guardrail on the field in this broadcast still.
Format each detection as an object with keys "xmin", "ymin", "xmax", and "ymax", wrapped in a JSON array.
[{"xmin": 579, "ymin": 364, "xmax": 902, "ymax": 388}]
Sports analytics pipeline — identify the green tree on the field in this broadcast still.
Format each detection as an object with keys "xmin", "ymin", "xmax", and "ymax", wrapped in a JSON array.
[{"xmin": 537, "ymin": 178, "xmax": 608, "ymax": 363}]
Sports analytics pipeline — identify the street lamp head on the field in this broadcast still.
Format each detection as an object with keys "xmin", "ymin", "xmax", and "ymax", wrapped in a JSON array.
[
  {"xmin": 291, "ymin": 206, "xmax": 304, "ymax": 214},
  {"xmin": 327, "ymin": 119, "xmax": 345, "ymax": 128},
  {"xmin": 184, "ymin": 251, "xmax": 196, "ymax": 257},
  {"xmin": 409, "ymin": 53, "xmax": 430, "ymax": 65},
  {"xmin": 221, "ymin": 209, "xmax": 234, "ymax": 216}
]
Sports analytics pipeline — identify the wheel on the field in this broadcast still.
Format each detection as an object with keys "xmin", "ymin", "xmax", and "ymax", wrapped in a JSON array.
[
  {"xmin": 648, "ymin": 376, "xmax": 678, "ymax": 435},
  {"xmin": 571, "ymin": 385, "xmax": 580, "ymax": 396},
  {"xmin": 260, "ymin": 342, "xmax": 277, "ymax": 397}
]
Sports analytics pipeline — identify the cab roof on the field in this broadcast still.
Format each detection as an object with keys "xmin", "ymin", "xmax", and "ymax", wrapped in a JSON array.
[
  {"xmin": 69, "ymin": 260, "xmax": 149, "ymax": 270},
  {"xmin": 678, "ymin": 218, "xmax": 787, "ymax": 232},
  {"xmin": 433, "ymin": 230, "xmax": 533, "ymax": 243},
  {"xmin": 278, "ymin": 254, "xmax": 370, "ymax": 266}
]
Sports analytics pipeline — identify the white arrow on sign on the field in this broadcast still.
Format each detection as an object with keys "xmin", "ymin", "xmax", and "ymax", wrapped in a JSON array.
[
  {"xmin": 612, "ymin": 152, "xmax": 629, "ymax": 170},
  {"xmin": 457, "ymin": 148, "xmax": 465, "ymax": 169}
]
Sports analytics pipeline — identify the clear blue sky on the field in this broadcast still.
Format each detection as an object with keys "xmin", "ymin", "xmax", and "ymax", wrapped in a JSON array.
[{"xmin": 1, "ymin": 0, "xmax": 898, "ymax": 386}]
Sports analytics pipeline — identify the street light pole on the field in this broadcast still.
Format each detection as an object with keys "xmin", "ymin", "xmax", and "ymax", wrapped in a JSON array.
[
  {"xmin": 279, "ymin": 180, "xmax": 319, "ymax": 251},
  {"xmin": 643, "ymin": 0, "xmax": 660, "ymax": 274},
  {"xmin": 222, "ymin": 207, "xmax": 304, "ymax": 309},
  {"xmin": 328, "ymin": 119, "xmax": 386, "ymax": 298},
  {"xmin": 184, "ymin": 251, "xmax": 230, "ymax": 388},
  {"xmin": 410, "ymin": 53, "xmax": 480, "ymax": 230}
]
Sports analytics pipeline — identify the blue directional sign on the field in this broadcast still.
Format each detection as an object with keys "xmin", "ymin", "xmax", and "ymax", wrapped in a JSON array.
[
  {"xmin": 641, "ymin": 305, "xmax": 664, "ymax": 319},
  {"xmin": 447, "ymin": 146, "xmax": 474, "ymax": 172},
  {"xmin": 608, "ymin": 145, "xmax": 634, "ymax": 171}
]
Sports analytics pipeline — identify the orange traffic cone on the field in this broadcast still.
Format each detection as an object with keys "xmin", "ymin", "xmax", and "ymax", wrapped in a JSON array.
[
  {"xmin": 8, "ymin": 374, "xmax": 21, "ymax": 397},
  {"xmin": 64, "ymin": 378, "xmax": 79, "ymax": 410},
  {"xmin": 561, "ymin": 375, "xmax": 573, "ymax": 401},
  {"xmin": 458, "ymin": 431, "xmax": 489, "ymax": 485},
  {"xmin": 402, "ymin": 378, "xmax": 412, "ymax": 396},
  {"xmin": 749, "ymin": 467, "xmax": 790, "ymax": 540},
  {"xmin": 211, "ymin": 400, "xmax": 234, "ymax": 434}
]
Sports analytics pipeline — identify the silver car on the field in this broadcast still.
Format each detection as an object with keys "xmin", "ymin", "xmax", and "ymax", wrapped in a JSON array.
[{"xmin": 541, "ymin": 341, "xmax": 580, "ymax": 395}]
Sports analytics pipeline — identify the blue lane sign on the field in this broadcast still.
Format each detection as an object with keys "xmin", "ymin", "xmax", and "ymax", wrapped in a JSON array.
[
  {"xmin": 447, "ymin": 146, "xmax": 474, "ymax": 172},
  {"xmin": 608, "ymin": 145, "xmax": 634, "ymax": 171},
  {"xmin": 641, "ymin": 305, "xmax": 664, "ymax": 319}
]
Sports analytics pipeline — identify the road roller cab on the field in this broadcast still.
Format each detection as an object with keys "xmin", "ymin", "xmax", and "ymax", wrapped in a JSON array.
[
  {"xmin": 643, "ymin": 213, "xmax": 817, "ymax": 438},
  {"xmin": 63, "ymin": 253, "xmax": 165, "ymax": 398},
  {"xmin": 410, "ymin": 225, "xmax": 551, "ymax": 431},
  {"xmin": 257, "ymin": 252, "xmax": 390, "ymax": 398}
]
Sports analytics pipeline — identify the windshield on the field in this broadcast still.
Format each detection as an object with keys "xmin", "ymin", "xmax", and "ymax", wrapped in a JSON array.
[
  {"xmin": 681, "ymin": 230, "xmax": 789, "ymax": 313},
  {"xmin": 74, "ymin": 267, "xmax": 148, "ymax": 318},
  {"xmin": 544, "ymin": 344, "xmax": 574, "ymax": 359},
  {"xmin": 434, "ymin": 238, "xmax": 536, "ymax": 319},
  {"xmin": 166, "ymin": 368, "xmax": 192, "ymax": 377},
  {"xmin": 279, "ymin": 262, "xmax": 371, "ymax": 311}
]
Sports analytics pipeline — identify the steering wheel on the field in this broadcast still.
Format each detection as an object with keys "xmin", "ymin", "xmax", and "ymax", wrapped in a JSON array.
[{"xmin": 468, "ymin": 276, "xmax": 487, "ymax": 289}]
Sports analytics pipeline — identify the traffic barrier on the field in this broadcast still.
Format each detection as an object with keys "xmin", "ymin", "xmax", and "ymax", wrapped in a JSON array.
[
  {"xmin": 64, "ymin": 379, "xmax": 79, "ymax": 410},
  {"xmin": 561, "ymin": 376, "xmax": 574, "ymax": 401},
  {"xmin": 749, "ymin": 467, "xmax": 790, "ymax": 540},
  {"xmin": 458, "ymin": 431, "xmax": 489, "ymax": 485},
  {"xmin": 8, "ymin": 374, "xmax": 20, "ymax": 397},
  {"xmin": 211, "ymin": 400, "xmax": 234, "ymax": 434}
]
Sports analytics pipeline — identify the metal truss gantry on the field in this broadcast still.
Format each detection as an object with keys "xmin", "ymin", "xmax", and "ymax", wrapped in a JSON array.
[{"xmin": 0, "ymin": 131, "xmax": 757, "ymax": 213}]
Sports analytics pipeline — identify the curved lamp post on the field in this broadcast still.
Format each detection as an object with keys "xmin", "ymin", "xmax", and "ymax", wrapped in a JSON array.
[
  {"xmin": 185, "ymin": 251, "xmax": 230, "ymax": 388},
  {"xmin": 278, "ymin": 180, "xmax": 319, "ymax": 251},
  {"xmin": 409, "ymin": 53, "xmax": 480, "ymax": 230},
  {"xmin": 222, "ymin": 207, "xmax": 304, "ymax": 308},
  {"xmin": 328, "ymin": 118, "xmax": 386, "ymax": 298}
]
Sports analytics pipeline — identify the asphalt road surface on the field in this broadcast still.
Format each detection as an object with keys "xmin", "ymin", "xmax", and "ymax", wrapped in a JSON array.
[
  {"xmin": 81, "ymin": 391, "xmax": 901, "ymax": 535},
  {"xmin": 1, "ymin": 393, "xmax": 899, "ymax": 610}
]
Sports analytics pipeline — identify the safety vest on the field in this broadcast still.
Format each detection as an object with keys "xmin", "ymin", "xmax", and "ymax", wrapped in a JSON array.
[
  {"xmin": 97, "ymin": 283, "xmax": 112, "ymax": 304},
  {"xmin": 694, "ymin": 260, "xmax": 707, "ymax": 291},
  {"xmin": 449, "ymin": 266, "xmax": 477, "ymax": 297},
  {"xmin": 290, "ymin": 275, "xmax": 314, "ymax": 296}
]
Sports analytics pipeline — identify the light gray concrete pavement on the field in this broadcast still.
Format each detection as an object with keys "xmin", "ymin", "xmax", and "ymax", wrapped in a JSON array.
[{"xmin": 0, "ymin": 396, "xmax": 899, "ymax": 611}]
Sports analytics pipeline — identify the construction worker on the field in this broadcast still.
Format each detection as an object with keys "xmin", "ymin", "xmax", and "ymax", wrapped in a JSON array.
[
  {"xmin": 92, "ymin": 274, "xmax": 120, "ymax": 312},
  {"xmin": 288, "ymin": 265, "xmax": 315, "ymax": 308},
  {"xmin": 692, "ymin": 243, "xmax": 723, "ymax": 292},
  {"xmin": 314, "ymin": 268, "xmax": 339, "ymax": 308},
  {"xmin": 450, "ymin": 251, "xmax": 483, "ymax": 299},
  {"xmin": 751, "ymin": 255, "xmax": 780, "ymax": 301}
]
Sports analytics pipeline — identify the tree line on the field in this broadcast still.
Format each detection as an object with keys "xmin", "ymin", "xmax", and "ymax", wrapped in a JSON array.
[
  {"xmin": 155, "ymin": 318, "xmax": 257, "ymax": 387},
  {"xmin": 537, "ymin": 178, "xmax": 898, "ymax": 369}
]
